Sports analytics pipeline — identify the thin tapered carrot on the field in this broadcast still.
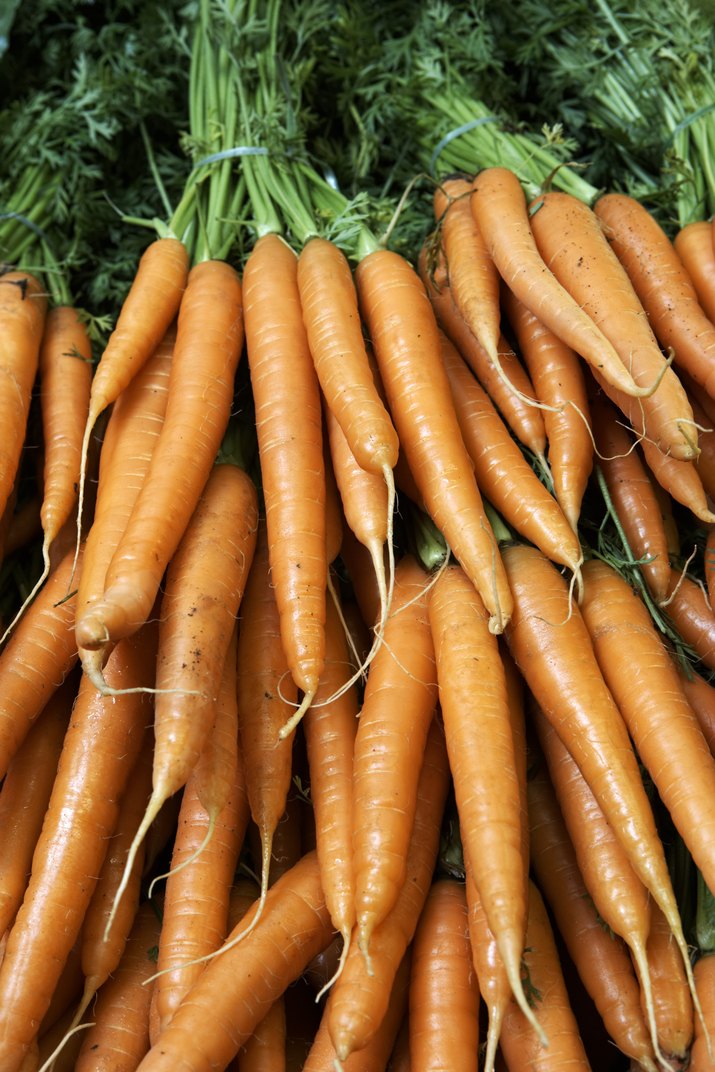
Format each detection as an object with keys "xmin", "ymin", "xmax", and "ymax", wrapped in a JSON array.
[
  {"xmin": 502, "ymin": 542, "xmax": 701, "ymax": 1033},
  {"xmin": 662, "ymin": 572, "xmax": 715, "ymax": 670},
  {"xmin": 429, "ymin": 563, "xmax": 543, "ymax": 1047},
  {"xmin": 0, "ymin": 623, "xmax": 157, "ymax": 1072},
  {"xmin": 74, "ymin": 899, "xmax": 161, "ymax": 1072},
  {"xmin": 497, "ymin": 880, "xmax": 591, "ymax": 1072},
  {"xmin": 590, "ymin": 389, "xmax": 673, "ymax": 602},
  {"xmin": 0, "ymin": 543, "xmax": 82, "ymax": 780},
  {"xmin": 642, "ymin": 903, "xmax": 694, "ymax": 1063},
  {"xmin": 75, "ymin": 258, "xmax": 243, "ymax": 660},
  {"xmin": 72, "ymin": 237, "xmax": 189, "ymax": 581},
  {"xmin": 690, "ymin": 954, "xmax": 715, "ymax": 1071},
  {"xmin": 527, "ymin": 754, "xmax": 658, "ymax": 1072},
  {"xmin": 243, "ymin": 233, "xmax": 326, "ymax": 730},
  {"xmin": 352, "ymin": 555, "xmax": 439, "ymax": 962},
  {"xmin": 433, "ymin": 175, "xmax": 501, "ymax": 363},
  {"xmin": 328, "ymin": 716, "xmax": 451, "ymax": 1064},
  {"xmin": 409, "ymin": 879, "xmax": 480, "ymax": 1072},
  {"xmin": 580, "ymin": 558, "xmax": 715, "ymax": 894},
  {"xmin": 463, "ymin": 853, "xmax": 510, "ymax": 1072},
  {"xmin": 134, "ymin": 851, "xmax": 333, "ymax": 1072},
  {"xmin": 440, "ymin": 334, "xmax": 582, "ymax": 574},
  {"xmin": 419, "ymin": 244, "xmax": 548, "ymax": 461},
  {"xmin": 0, "ymin": 675, "xmax": 73, "ymax": 940},
  {"xmin": 0, "ymin": 271, "xmax": 47, "ymax": 521},
  {"xmin": 528, "ymin": 189, "xmax": 697, "ymax": 461},
  {"xmin": 674, "ymin": 221, "xmax": 715, "ymax": 326},
  {"xmin": 595, "ymin": 192, "xmax": 715, "ymax": 396},
  {"xmin": 638, "ymin": 434, "xmax": 715, "ymax": 524},
  {"xmin": 503, "ymin": 286, "xmax": 593, "ymax": 531},
  {"xmin": 356, "ymin": 248, "xmax": 513, "ymax": 633},
  {"xmin": 236, "ymin": 997, "xmax": 286, "ymax": 1072},
  {"xmin": 470, "ymin": 168, "xmax": 650, "ymax": 403}
]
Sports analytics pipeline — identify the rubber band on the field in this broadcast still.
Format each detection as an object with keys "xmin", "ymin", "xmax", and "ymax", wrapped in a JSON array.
[
  {"xmin": 429, "ymin": 116, "xmax": 499, "ymax": 174},
  {"xmin": 323, "ymin": 166, "xmax": 340, "ymax": 192},
  {"xmin": 194, "ymin": 145, "xmax": 270, "ymax": 168},
  {"xmin": 670, "ymin": 102, "xmax": 715, "ymax": 139},
  {"xmin": 0, "ymin": 211, "xmax": 49, "ymax": 241}
]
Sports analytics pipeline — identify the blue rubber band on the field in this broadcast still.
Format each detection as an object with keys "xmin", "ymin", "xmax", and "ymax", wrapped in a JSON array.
[{"xmin": 429, "ymin": 116, "xmax": 500, "ymax": 174}]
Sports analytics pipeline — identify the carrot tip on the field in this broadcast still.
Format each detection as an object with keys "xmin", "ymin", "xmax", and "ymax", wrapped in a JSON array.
[{"xmin": 278, "ymin": 687, "xmax": 316, "ymax": 740}]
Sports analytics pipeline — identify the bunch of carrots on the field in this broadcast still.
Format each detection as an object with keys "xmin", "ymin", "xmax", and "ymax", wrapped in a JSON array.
[{"xmin": 4, "ymin": 1, "xmax": 715, "ymax": 1069}]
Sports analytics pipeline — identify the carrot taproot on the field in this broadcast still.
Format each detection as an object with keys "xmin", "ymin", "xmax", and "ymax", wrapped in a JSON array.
[
  {"xmin": 662, "ymin": 572, "xmax": 715, "ymax": 671},
  {"xmin": 595, "ymin": 192, "xmax": 715, "ymax": 397},
  {"xmin": 74, "ymin": 258, "xmax": 243, "ymax": 660},
  {"xmin": 243, "ymin": 233, "xmax": 326, "ymax": 731},
  {"xmin": 236, "ymin": 998, "xmax": 286, "ymax": 1072},
  {"xmin": 328, "ymin": 716, "xmax": 450, "ymax": 1064},
  {"xmin": 498, "ymin": 879, "xmax": 592, "ymax": 1072},
  {"xmin": 72, "ymin": 237, "xmax": 188, "ymax": 581},
  {"xmin": 641, "ymin": 903, "xmax": 694, "ymax": 1063},
  {"xmin": 469, "ymin": 168, "xmax": 650, "ymax": 404},
  {"xmin": 352, "ymin": 555, "xmax": 439, "ymax": 963},
  {"xmin": 428, "ymin": 562, "xmax": 544, "ymax": 1046},
  {"xmin": 501, "ymin": 542, "xmax": 701, "ymax": 1036},
  {"xmin": 0, "ymin": 623, "xmax": 157, "ymax": 1072},
  {"xmin": 503, "ymin": 287, "xmax": 592, "ymax": 531},
  {"xmin": 674, "ymin": 221, "xmax": 715, "ymax": 326},
  {"xmin": 528, "ymin": 189, "xmax": 697, "ymax": 461},
  {"xmin": 356, "ymin": 248, "xmax": 513, "ymax": 633},
  {"xmin": 527, "ymin": 753, "xmax": 658, "ymax": 1071},
  {"xmin": 691, "ymin": 954, "xmax": 715, "ymax": 1071},
  {"xmin": 463, "ymin": 853, "xmax": 510, "ymax": 1072},
  {"xmin": 134, "ymin": 851, "xmax": 333, "ymax": 1072},
  {"xmin": 409, "ymin": 878, "xmax": 480, "ymax": 1072},
  {"xmin": 74, "ymin": 899, "xmax": 161, "ymax": 1072},
  {"xmin": 439, "ymin": 333, "xmax": 582, "ymax": 574},
  {"xmin": 0, "ymin": 270, "xmax": 47, "ymax": 522},
  {"xmin": 419, "ymin": 244, "xmax": 548, "ymax": 461}
]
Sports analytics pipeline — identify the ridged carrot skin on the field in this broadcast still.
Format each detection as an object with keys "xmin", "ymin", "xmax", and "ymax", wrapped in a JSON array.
[
  {"xmin": 356, "ymin": 248, "xmax": 513, "ymax": 633},
  {"xmin": 674, "ymin": 221, "xmax": 715, "ymax": 325}
]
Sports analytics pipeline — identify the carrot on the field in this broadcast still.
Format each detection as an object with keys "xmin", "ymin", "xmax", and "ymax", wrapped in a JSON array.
[
  {"xmin": 0, "ymin": 623, "xmax": 157, "ymax": 1072},
  {"xmin": 674, "ymin": 221, "xmax": 715, "ymax": 326},
  {"xmin": 236, "ymin": 998, "xmax": 286, "ymax": 1072},
  {"xmin": 662, "ymin": 572, "xmax": 715, "ymax": 671},
  {"xmin": 469, "ymin": 168, "xmax": 651, "ymax": 403},
  {"xmin": 409, "ymin": 879, "xmax": 480, "ymax": 1071},
  {"xmin": 243, "ymin": 233, "xmax": 326, "ymax": 731},
  {"xmin": 134, "ymin": 852, "xmax": 333, "ymax": 1072},
  {"xmin": 439, "ymin": 333, "xmax": 582, "ymax": 574},
  {"xmin": 528, "ymin": 189, "xmax": 697, "ymax": 461},
  {"xmin": 74, "ymin": 899, "xmax": 161, "ymax": 1072},
  {"xmin": 641, "ymin": 903, "xmax": 694, "ymax": 1063},
  {"xmin": 428, "ymin": 562, "xmax": 544, "ymax": 1046},
  {"xmin": 595, "ymin": 192, "xmax": 715, "ymax": 396},
  {"xmin": 497, "ymin": 879, "xmax": 592, "ymax": 1072},
  {"xmin": 74, "ymin": 258, "xmax": 243, "ymax": 660},
  {"xmin": 72, "ymin": 237, "xmax": 188, "ymax": 581},
  {"xmin": 503, "ymin": 286, "xmax": 593, "ymax": 531},
  {"xmin": 527, "ymin": 753, "xmax": 658, "ymax": 1071},
  {"xmin": 352, "ymin": 555, "xmax": 439, "ymax": 962},
  {"xmin": 678, "ymin": 664, "xmax": 715, "ymax": 757},
  {"xmin": 638, "ymin": 435, "xmax": 715, "ymax": 524},
  {"xmin": 0, "ymin": 270, "xmax": 47, "ymax": 521},
  {"xmin": 0, "ymin": 675, "xmax": 73, "ymax": 939},
  {"xmin": 590, "ymin": 389, "xmax": 673, "ymax": 602},
  {"xmin": 691, "ymin": 954, "xmax": 715, "ymax": 1071},
  {"xmin": 419, "ymin": 244, "xmax": 548, "ymax": 462},
  {"xmin": 433, "ymin": 176, "xmax": 501, "ymax": 363},
  {"xmin": 463, "ymin": 854, "xmax": 510, "ymax": 1072},
  {"xmin": 356, "ymin": 248, "xmax": 513, "ymax": 632},
  {"xmin": 501, "ymin": 543, "xmax": 701, "ymax": 1035},
  {"xmin": 328, "ymin": 716, "xmax": 450, "ymax": 1064},
  {"xmin": 689, "ymin": 389, "xmax": 715, "ymax": 500}
]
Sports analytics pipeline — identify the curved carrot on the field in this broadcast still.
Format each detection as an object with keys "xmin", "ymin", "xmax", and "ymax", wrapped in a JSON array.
[
  {"xmin": 243, "ymin": 233, "xmax": 326, "ymax": 728},
  {"xmin": 674, "ymin": 220, "xmax": 715, "ymax": 326},
  {"xmin": 75, "ymin": 258, "xmax": 243, "ymax": 659},
  {"xmin": 662, "ymin": 573, "xmax": 715, "ymax": 671},
  {"xmin": 409, "ymin": 879, "xmax": 480, "ymax": 1071},
  {"xmin": 356, "ymin": 247, "xmax": 513, "ymax": 633},
  {"xmin": 529, "ymin": 189, "xmax": 697, "ymax": 461}
]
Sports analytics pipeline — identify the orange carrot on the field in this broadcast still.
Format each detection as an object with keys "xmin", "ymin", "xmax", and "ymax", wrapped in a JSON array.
[
  {"xmin": 642, "ymin": 903, "xmax": 694, "ymax": 1062},
  {"xmin": 235, "ymin": 997, "xmax": 286, "ymax": 1072},
  {"xmin": 678, "ymin": 665, "xmax": 715, "ymax": 758},
  {"xmin": 243, "ymin": 234, "xmax": 326, "ymax": 729},
  {"xmin": 662, "ymin": 573, "xmax": 715, "ymax": 671},
  {"xmin": 674, "ymin": 221, "xmax": 715, "ymax": 326},
  {"xmin": 691, "ymin": 954, "xmax": 715, "ymax": 1071},
  {"xmin": 464, "ymin": 853, "xmax": 510, "ymax": 1072},
  {"xmin": 356, "ymin": 248, "xmax": 513, "ymax": 632},
  {"xmin": 638, "ymin": 435, "xmax": 715, "ymax": 524}
]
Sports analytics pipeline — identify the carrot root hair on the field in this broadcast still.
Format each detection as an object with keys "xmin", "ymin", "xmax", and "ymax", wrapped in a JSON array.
[
  {"xmin": 104, "ymin": 788, "xmax": 164, "ymax": 942},
  {"xmin": 35, "ymin": 1020, "xmax": 95, "ymax": 1072},
  {"xmin": 315, "ymin": 928, "xmax": 352, "ymax": 1003},
  {"xmin": 146, "ymin": 811, "xmax": 217, "ymax": 900}
]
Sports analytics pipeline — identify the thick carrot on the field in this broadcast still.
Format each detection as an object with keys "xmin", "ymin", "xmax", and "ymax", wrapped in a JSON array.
[
  {"xmin": 527, "ymin": 754, "xmax": 658, "ymax": 1071},
  {"xmin": 0, "ymin": 270, "xmax": 47, "ymax": 520},
  {"xmin": 0, "ymin": 624, "xmax": 157, "ymax": 1072},
  {"xmin": 502, "ymin": 542, "xmax": 699, "ymax": 1028},
  {"xmin": 642, "ymin": 903, "xmax": 694, "ymax": 1062},
  {"xmin": 352, "ymin": 555, "xmax": 439, "ymax": 960},
  {"xmin": 440, "ymin": 333, "xmax": 582, "ymax": 573},
  {"xmin": 528, "ymin": 189, "xmax": 697, "ymax": 461},
  {"xmin": 75, "ymin": 259, "xmax": 243, "ymax": 657},
  {"xmin": 595, "ymin": 192, "xmax": 715, "ymax": 395},
  {"xmin": 428, "ymin": 563, "xmax": 543, "ymax": 1045},
  {"xmin": 409, "ymin": 879, "xmax": 480, "ymax": 1071},
  {"xmin": 134, "ymin": 852, "xmax": 333, "ymax": 1072},
  {"xmin": 470, "ymin": 168, "xmax": 649, "ymax": 402},
  {"xmin": 243, "ymin": 233, "xmax": 326, "ymax": 727},
  {"xmin": 662, "ymin": 573, "xmax": 715, "ymax": 670},
  {"xmin": 503, "ymin": 286, "xmax": 593, "ymax": 531},
  {"xmin": 674, "ymin": 221, "xmax": 715, "ymax": 326},
  {"xmin": 691, "ymin": 954, "xmax": 715, "ymax": 1071},
  {"xmin": 356, "ymin": 248, "xmax": 513, "ymax": 632},
  {"xmin": 328, "ymin": 716, "xmax": 450, "ymax": 1063}
]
